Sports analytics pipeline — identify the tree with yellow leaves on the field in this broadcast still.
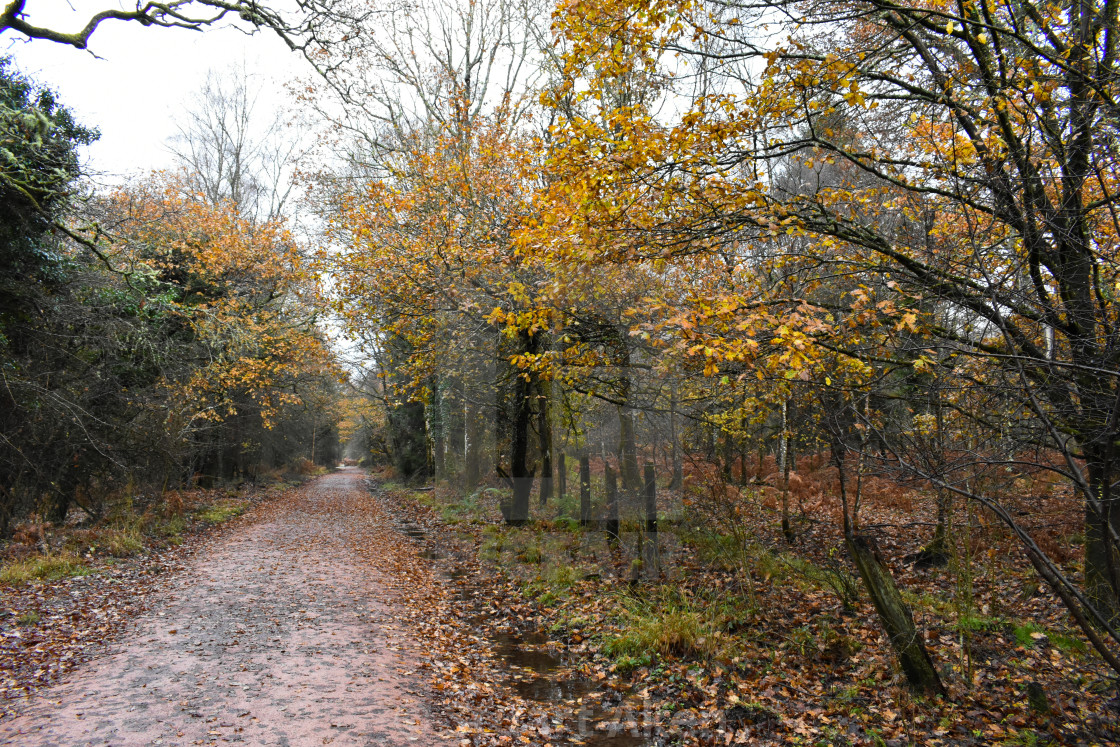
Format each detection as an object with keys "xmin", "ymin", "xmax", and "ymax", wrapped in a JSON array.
[
  {"xmin": 540, "ymin": 0, "xmax": 1120, "ymax": 680},
  {"xmin": 108, "ymin": 172, "xmax": 340, "ymax": 483}
]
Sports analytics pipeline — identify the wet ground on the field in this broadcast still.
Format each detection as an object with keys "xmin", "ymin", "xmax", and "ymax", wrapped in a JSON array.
[
  {"xmin": 0, "ymin": 469, "xmax": 437, "ymax": 746},
  {"xmin": 391, "ymin": 514, "xmax": 650, "ymax": 746}
]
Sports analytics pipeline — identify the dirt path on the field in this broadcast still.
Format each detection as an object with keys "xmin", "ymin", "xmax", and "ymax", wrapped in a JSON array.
[{"xmin": 0, "ymin": 468, "xmax": 441, "ymax": 746}]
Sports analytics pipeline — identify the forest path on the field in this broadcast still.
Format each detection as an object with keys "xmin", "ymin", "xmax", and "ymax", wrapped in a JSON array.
[{"xmin": 0, "ymin": 468, "xmax": 439, "ymax": 746}]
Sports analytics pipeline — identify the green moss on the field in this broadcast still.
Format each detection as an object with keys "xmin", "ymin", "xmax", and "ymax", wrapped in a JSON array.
[
  {"xmin": 156, "ymin": 515, "xmax": 186, "ymax": 539},
  {"xmin": 109, "ymin": 532, "xmax": 143, "ymax": 557},
  {"xmin": 611, "ymin": 652, "xmax": 653, "ymax": 674},
  {"xmin": 545, "ymin": 563, "xmax": 582, "ymax": 589},
  {"xmin": 480, "ymin": 525, "xmax": 509, "ymax": 561},
  {"xmin": 684, "ymin": 528, "xmax": 743, "ymax": 570},
  {"xmin": 902, "ymin": 589, "xmax": 955, "ymax": 618},
  {"xmin": 516, "ymin": 543, "xmax": 543, "ymax": 564},
  {"xmin": 955, "ymin": 614, "xmax": 997, "ymax": 633}
]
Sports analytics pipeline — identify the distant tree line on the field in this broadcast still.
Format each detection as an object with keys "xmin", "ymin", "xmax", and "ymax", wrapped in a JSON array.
[{"xmin": 0, "ymin": 58, "xmax": 341, "ymax": 535}]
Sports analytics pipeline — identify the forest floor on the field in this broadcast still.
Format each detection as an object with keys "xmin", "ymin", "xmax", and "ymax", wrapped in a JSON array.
[
  {"xmin": 1, "ymin": 466, "xmax": 1118, "ymax": 746},
  {"xmin": 371, "ymin": 464, "xmax": 1120, "ymax": 747}
]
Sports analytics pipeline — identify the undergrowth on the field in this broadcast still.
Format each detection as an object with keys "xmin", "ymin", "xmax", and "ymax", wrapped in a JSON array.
[
  {"xmin": 602, "ymin": 586, "xmax": 743, "ymax": 662},
  {"xmin": 195, "ymin": 499, "xmax": 247, "ymax": 524},
  {"xmin": 2, "ymin": 481, "xmax": 272, "ymax": 585},
  {"xmin": 0, "ymin": 554, "xmax": 90, "ymax": 584}
]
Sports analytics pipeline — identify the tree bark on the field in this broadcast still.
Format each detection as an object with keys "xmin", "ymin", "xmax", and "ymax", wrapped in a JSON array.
[
  {"xmin": 429, "ymin": 380, "xmax": 445, "ymax": 478},
  {"xmin": 618, "ymin": 400, "xmax": 640, "ymax": 493},
  {"xmin": 579, "ymin": 454, "xmax": 592, "ymax": 527},
  {"xmin": 1085, "ymin": 454, "xmax": 1120, "ymax": 624},
  {"xmin": 670, "ymin": 386, "xmax": 682, "ymax": 491},
  {"xmin": 442, "ymin": 375, "xmax": 466, "ymax": 481},
  {"xmin": 557, "ymin": 452, "xmax": 567, "ymax": 500},
  {"xmin": 780, "ymin": 399, "xmax": 793, "ymax": 543},
  {"xmin": 739, "ymin": 413, "xmax": 748, "ymax": 486},
  {"xmin": 605, "ymin": 463, "xmax": 620, "ymax": 546},
  {"xmin": 643, "ymin": 463, "xmax": 660, "ymax": 579},
  {"xmin": 537, "ymin": 380, "xmax": 553, "ymax": 506},
  {"xmin": 464, "ymin": 394, "xmax": 482, "ymax": 490},
  {"xmin": 388, "ymin": 400, "xmax": 430, "ymax": 480},
  {"xmin": 846, "ymin": 534, "xmax": 945, "ymax": 696},
  {"xmin": 508, "ymin": 361, "xmax": 534, "ymax": 525},
  {"xmin": 721, "ymin": 427, "xmax": 734, "ymax": 482}
]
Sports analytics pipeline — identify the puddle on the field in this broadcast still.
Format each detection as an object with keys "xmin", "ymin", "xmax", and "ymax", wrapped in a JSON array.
[
  {"xmin": 397, "ymin": 523, "xmax": 446, "ymax": 560},
  {"xmin": 582, "ymin": 731, "xmax": 655, "ymax": 746},
  {"xmin": 492, "ymin": 630, "xmax": 560, "ymax": 674},
  {"xmin": 513, "ymin": 674, "xmax": 596, "ymax": 701},
  {"xmin": 489, "ymin": 629, "xmax": 651, "ymax": 746},
  {"xmin": 389, "ymin": 508, "xmax": 650, "ymax": 744}
]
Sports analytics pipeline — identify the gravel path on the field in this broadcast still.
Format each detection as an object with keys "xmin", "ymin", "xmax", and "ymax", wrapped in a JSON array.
[{"xmin": 0, "ymin": 468, "xmax": 440, "ymax": 746}]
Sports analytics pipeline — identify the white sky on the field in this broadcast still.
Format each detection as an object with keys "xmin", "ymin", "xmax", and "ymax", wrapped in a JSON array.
[{"xmin": 2, "ymin": 10, "xmax": 311, "ymax": 182}]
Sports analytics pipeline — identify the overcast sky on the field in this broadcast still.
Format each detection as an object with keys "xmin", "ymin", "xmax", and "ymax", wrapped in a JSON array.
[{"xmin": 3, "ymin": 11, "xmax": 311, "ymax": 182}]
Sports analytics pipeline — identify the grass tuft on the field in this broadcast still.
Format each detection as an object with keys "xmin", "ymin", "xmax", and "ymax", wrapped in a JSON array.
[
  {"xmin": 196, "ymin": 499, "xmax": 247, "ymax": 524},
  {"xmin": 103, "ymin": 528, "xmax": 144, "ymax": 557},
  {"xmin": 0, "ymin": 554, "xmax": 90, "ymax": 584},
  {"xmin": 603, "ymin": 587, "xmax": 737, "ymax": 661},
  {"xmin": 1050, "ymin": 631, "xmax": 1087, "ymax": 656},
  {"xmin": 16, "ymin": 610, "xmax": 40, "ymax": 626}
]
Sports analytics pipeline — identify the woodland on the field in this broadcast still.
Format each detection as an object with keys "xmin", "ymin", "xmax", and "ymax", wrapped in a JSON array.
[{"xmin": 2, "ymin": 0, "xmax": 1120, "ymax": 743}]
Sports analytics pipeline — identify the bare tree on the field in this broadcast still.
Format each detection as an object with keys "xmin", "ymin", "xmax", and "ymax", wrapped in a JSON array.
[
  {"xmin": 305, "ymin": 0, "xmax": 546, "ymax": 172},
  {"xmin": 0, "ymin": 0, "xmax": 386, "ymax": 95},
  {"xmin": 169, "ymin": 65, "xmax": 300, "ymax": 220},
  {"xmin": 1, "ymin": 0, "xmax": 270, "ymax": 49}
]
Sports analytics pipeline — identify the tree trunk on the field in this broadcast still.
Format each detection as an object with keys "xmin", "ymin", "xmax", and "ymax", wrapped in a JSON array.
[
  {"xmin": 538, "ymin": 381, "xmax": 553, "ymax": 506},
  {"xmin": 927, "ymin": 490, "xmax": 950, "ymax": 559},
  {"xmin": 846, "ymin": 533, "xmax": 946, "ymax": 697},
  {"xmin": 579, "ymin": 454, "xmax": 592, "ymax": 527},
  {"xmin": 643, "ymin": 463, "xmax": 660, "ymax": 579},
  {"xmin": 508, "ymin": 362, "xmax": 534, "ymax": 525},
  {"xmin": 429, "ymin": 381, "xmax": 445, "ymax": 478},
  {"xmin": 464, "ymin": 395, "xmax": 482, "ymax": 490},
  {"xmin": 48, "ymin": 465, "xmax": 79, "ymax": 524},
  {"xmin": 605, "ymin": 463, "xmax": 620, "ymax": 546},
  {"xmin": 233, "ymin": 412, "xmax": 245, "ymax": 478},
  {"xmin": 389, "ymin": 400, "xmax": 430, "ymax": 480},
  {"xmin": 721, "ymin": 428, "xmax": 733, "ymax": 482},
  {"xmin": 618, "ymin": 401, "xmax": 640, "ymax": 493},
  {"xmin": 780, "ymin": 399, "xmax": 793, "ymax": 543},
  {"xmin": 1085, "ymin": 455, "xmax": 1120, "ymax": 624},
  {"xmin": 670, "ymin": 386, "xmax": 682, "ymax": 491},
  {"xmin": 557, "ymin": 452, "xmax": 567, "ymax": 500},
  {"xmin": 739, "ymin": 413, "xmax": 748, "ymax": 486},
  {"xmin": 444, "ymin": 376, "xmax": 466, "ymax": 480}
]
